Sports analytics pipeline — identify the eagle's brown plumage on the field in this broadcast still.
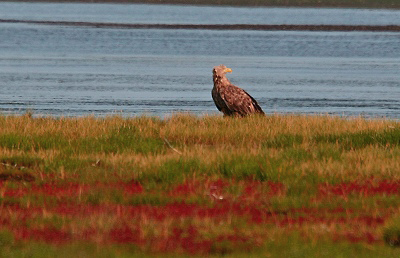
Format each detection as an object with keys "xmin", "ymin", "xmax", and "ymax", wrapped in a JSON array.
[{"xmin": 212, "ymin": 65, "xmax": 265, "ymax": 117}]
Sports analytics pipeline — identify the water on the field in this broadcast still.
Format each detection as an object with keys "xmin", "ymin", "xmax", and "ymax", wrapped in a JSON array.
[
  {"xmin": 2, "ymin": 2, "xmax": 400, "ymax": 25},
  {"xmin": 1, "ymin": 3, "xmax": 400, "ymax": 118}
]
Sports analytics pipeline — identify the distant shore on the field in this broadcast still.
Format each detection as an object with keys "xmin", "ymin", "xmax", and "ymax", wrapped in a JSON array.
[
  {"xmin": 3, "ymin": 19, "xmax": 400, "ymax": 32},
  {"xmin": 6, "ymin": 0, "xmax": 400, "ymax": 9}
]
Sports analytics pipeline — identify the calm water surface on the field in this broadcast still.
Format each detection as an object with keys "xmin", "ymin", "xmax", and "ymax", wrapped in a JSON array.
[
  {"xmin": 2, "ymin": 2, "xmax": 400, "ymax": 25},
  {"xmin": 1, "ymin": 3, "xmax": 399, "ymax": 118}
]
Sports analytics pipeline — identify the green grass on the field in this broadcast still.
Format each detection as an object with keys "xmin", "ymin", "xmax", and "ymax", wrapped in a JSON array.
[{"xmin": 0, "ymin": 114, "xmax": 400, "ymax": 256}]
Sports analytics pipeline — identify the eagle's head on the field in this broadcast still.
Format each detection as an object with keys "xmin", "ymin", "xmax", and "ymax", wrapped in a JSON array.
[{"xmin": 213, "ymin": 65, "xmax": 232, "ymax": 78}]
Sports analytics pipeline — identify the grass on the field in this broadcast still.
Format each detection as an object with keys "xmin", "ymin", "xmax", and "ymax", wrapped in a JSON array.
[{"xmin": 0, "ymin": 113, "xmax": 400, "ymax": 256}]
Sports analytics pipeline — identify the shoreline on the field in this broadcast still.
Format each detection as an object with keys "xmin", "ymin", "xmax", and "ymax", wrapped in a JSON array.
[
  {"xmin": 3, "ymin": 19, "xmax": 400, "ymax": 32},
  {"xmin": 5, "ymin": 0, "xmax": 400, "ymax": 9}
]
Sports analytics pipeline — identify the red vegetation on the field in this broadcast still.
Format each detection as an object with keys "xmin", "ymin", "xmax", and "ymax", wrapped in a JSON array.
[
  {"xmin": 2, "ymin": 180, "xmax": 144, "ymax": 198},
  {"xmin": 16, "ymin": 227, "xmax": 71, "ymax": 244},
  {"xmin": 334, "ymin": 231, "xmax": 380, "ymax": 244},
  {"xmin": 109, "ymin": 226, "xmax": 142, "ymax": 244},
  {"xmin": 168, "ymin": 180, "xmax": 201, "ymax": 196},
  {"xmin": 124, "ymin": 180, "xmax": 144, "ymax": 194},
  {"xmin": 1, "ymin": 177, "xmax": 398, "ymax": 254},
  {"xmin": 318, "ymin": 179, "xmax": 400, "ymax": 197},
  {"xmin": 3, "ymin": 182, "xmax": 89, "ymax": 198}
]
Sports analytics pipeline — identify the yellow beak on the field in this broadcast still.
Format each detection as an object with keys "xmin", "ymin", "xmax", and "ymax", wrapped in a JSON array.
[{"xmin": 224, "ymin": 68, "xmax": 232, "ymax": 73}]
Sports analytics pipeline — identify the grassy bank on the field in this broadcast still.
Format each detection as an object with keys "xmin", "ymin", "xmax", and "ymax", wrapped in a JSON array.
[
  {"xmin": 10, "ymin": 0, "xmax": 400, "ymax": 9},
  {"xmin": 1, "ymin": 114, "xmax": 400, "ymax": 256}
]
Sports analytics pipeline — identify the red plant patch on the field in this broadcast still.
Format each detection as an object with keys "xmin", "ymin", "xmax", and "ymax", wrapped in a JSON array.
[
  {"xmin": 124, "ymin": 180, "xmax": 143, "ymax": 195},
  {"xmin": 3, "ymin": 182, "xmax": 89, "ymax": 198},
  {"xmin": 15, "ymin": 227, "xmax": 71, "ymax": 244},
  {"xmin": 267, "ymin": 181, "xmax": 286, "ymax": 196},
  {"xmin": 0, "ymin": 177, "xmax": 397, "ymax": 253},
  {"xmin": 318, "ymin": 179, "xmax": 400, "ymax": 197},
  {"xmin": 169, "ymin": 179, "xmax": 285, "ymax": 201},
  {"xmin": 334, "ymin": 231, "xmax": 379, "ymax": 244},
  {"xmin": 151, "ymin": 225, "xmax": 213, "ymax": 255},
  {"xmin": 3, "ymin": 180, "xmax": 144, "ymax": 199},
  {"xmin": 109, "ymin": 226, "xmax": 143, "ymax": 245},
  {"xmin": 168, "ymin": 179, "xmax": 201, "ymax": 197},
  {"xmin": 32, "ymin": 182, "xmax": 89, "ymax": 197},
  {"xmin": 52, "ymin": 203, "xmax": 115, "ymax": 216}
]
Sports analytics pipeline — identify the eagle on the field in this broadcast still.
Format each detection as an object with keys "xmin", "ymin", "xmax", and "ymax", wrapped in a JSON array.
[{"xmin": 212, "ymin": 65, "xmax": 265, "ymax": 117}]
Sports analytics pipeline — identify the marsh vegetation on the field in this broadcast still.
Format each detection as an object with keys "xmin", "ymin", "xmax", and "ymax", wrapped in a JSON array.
[{"xmin": 0, "ymin": 114, "xmax": 400, "ymax": 256}]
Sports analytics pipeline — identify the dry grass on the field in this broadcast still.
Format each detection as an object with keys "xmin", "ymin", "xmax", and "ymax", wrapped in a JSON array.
[{"xmin": 1, "ymin": 113, "xmax": 399, "ymax": 180}]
